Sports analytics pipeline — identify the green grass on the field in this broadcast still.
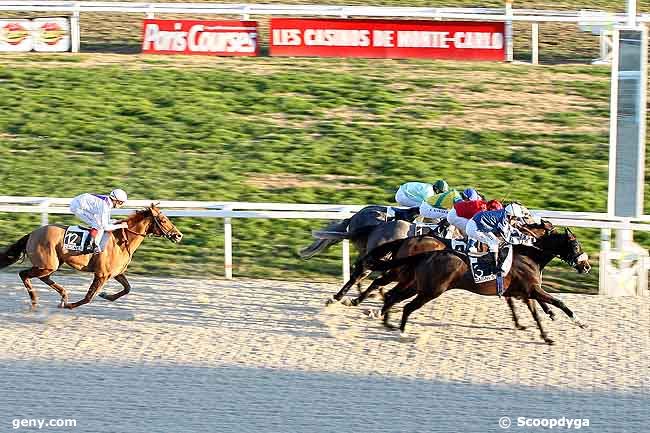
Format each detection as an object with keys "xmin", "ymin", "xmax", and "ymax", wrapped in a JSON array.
[{"xmin": 0, "ymin": 57, "xmax": 647, "ymax": 294}]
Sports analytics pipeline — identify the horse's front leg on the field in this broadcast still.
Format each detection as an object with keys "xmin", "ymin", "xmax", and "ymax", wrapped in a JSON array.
[
  {"xmin": 64, "ymin": 274, "xmax": 109, "ymax": 309},
  {"xmin": 536, "ymin": 299, "xmax": 556, "ymax": 321},
  {"xmin": 525, "ymin": 298, "xmax": 553, "ymax": 345},
  {"xmin": 506, "ymin": 297, "xmax": 526, "ymax": 330},
  {"xmin": 533, "ymin": 285, "xmax": 587, "ymax": 328},
  {"xmin": 99, "ymin": 274, "xmax": 131, "ymax": 302},
  {"xmin": 351, "ymin": 269, "xmax": 398, "ymax": 306}
]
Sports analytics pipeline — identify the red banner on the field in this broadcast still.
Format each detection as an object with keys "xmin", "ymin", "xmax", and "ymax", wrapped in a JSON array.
[
  {"xmin": 142, "ymin": 19, "xmax": 259, "ymax": 56},
  {"xmin": 270, "ymin": 19, "xmax": 505, "ymax": 61}
]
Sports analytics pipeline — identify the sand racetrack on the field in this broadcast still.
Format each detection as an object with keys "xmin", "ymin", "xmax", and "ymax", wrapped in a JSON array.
[{"xmin": 0, "ymin": 272, "xmax": 648, "ymax": 433}]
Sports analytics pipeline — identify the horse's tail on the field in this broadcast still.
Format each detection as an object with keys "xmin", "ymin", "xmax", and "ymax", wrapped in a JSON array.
[
  {"xmin": 299, "ymin": 238, "xmax": 340, "ymax": 259},
  {"xmin": 311, "ymin": 218, "xmax": 352, "ymax": 240},
  {"xmin": 0, "ymin": 234, "xmax": 30, "ymax": 269},
  {"xmin": 299, "ymin": 218, "xmax": 352, "ymax": 259}
]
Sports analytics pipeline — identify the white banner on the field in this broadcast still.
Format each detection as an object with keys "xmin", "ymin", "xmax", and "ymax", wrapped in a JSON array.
[
  {"xmin": 0, "ymin": 20, "xmax": 33, "ymax": 52},
  {"xmin": 32, "ymin": 18, "xmax": 70, "ymax": 52},
  {"xmin": 0, "ymin": 18, "xmax": 70, "ymax": 52}
]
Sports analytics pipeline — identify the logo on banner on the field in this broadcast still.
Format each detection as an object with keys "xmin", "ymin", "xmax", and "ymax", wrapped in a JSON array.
[
  {"xmin": 142, "ymin": 20, "xmax": 259, "ymax": 56},
  {"xmin": 37, "ymin": 22, "xmax": 67, "ymax": 45},
  {"xmin": 1, "ymin": 22, "xmax": 29, "ymax": 45}
]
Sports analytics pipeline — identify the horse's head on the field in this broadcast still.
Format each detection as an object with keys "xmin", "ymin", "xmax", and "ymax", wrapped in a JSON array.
[
  {"xmin": 147, "ymin": 204, "xmax": 183, "ymax": 243},
  {"xmin": 535, "ymin": 227, "xmax": 591, "ymax": 274}
]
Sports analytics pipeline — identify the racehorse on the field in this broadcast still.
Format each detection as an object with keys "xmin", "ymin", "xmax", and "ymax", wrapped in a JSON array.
[
  {"xmin": 328, "ymin": 221, "xmax": 558, "ymax": 330},
  {"xmin": 373, "ymin": 225, "xmax": 590, "ymax": 344},
  {"xmin": 299, "ymin": 205, "xmax": 420, "ymax": 260},
  {"xmin": 0, "ymin": 204, "xmax": 183, "ymax": 309}
]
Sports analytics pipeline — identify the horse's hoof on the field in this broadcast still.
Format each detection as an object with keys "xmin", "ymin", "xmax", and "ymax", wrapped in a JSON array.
[
  {"xmin": 572, "ymin": 317, "xmax": 588, "ymax": 329},
  {"xmin": 544, "ymin": 337, "xmax": 555, "ymax": 345},
  {"xmin": 549, "ymin": 313, "xmax": 557, "ymax": 321},
  {"xmin": 516, "ymin": 324, "xmax": 527, "ymax": 331},
  {"xmin": 399, "ymin": 331, "xmax": 410, "ymax": 339},
  {"xmin": 325, "ymin": 296, "xmax": 338, "ymax": 306},
  {"xmin": 98, "ymin": 292, "xmax": 108, "ymax": 299},
  {"xmin": 364, "ymin": 308, "xmax": 381, "ymax": 319},
  {"xmin": 340, "ymin": 297, "xmax": 353, "ymax": 307},
  {"xmin": 383, "ymin": 321, "xmax": 397, "ymax": 330}
]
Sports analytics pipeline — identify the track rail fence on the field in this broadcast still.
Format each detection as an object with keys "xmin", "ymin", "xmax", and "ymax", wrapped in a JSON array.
[
  {"xmin": 1, "ymin": 196, "xmax": 649, "ymax": 291},
  {"xmin": 0, "ymin": 2, "xmax": 647, "ymax": 63}
]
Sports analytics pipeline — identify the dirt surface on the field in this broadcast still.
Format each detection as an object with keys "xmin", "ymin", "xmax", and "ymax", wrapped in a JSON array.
[{"xmin": 0, "ymin": 272, "xmax": 647, "ymax": 432}]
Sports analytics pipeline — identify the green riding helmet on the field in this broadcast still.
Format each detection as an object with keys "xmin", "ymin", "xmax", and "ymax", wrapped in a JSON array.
[{"xmin": 432, "ymin": 179, "xmax": 449, "ymax": 194}]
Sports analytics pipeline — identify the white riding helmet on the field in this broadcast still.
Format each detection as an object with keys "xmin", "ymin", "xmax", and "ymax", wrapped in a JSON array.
[
  {"xmin": 109, "ymin": 188, "xmax": 128, "ymax": 203},
  {"xmin": 504, "ymin": 203, "xmax": 526, "ymax": 218}
]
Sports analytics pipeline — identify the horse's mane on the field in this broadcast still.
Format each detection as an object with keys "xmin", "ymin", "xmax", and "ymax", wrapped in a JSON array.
[{"xmin": 118, "ymin": 207, "xmax": 154, "ymax": 224}]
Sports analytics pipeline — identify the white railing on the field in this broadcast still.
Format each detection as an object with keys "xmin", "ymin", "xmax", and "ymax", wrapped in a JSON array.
[
  {"xmin": 0, "ymin": 2, "xmax": 648, "ymax": 63},
  {"xmin": 1, "ymin": 196, "xmax": 649, "ymax": 287}
]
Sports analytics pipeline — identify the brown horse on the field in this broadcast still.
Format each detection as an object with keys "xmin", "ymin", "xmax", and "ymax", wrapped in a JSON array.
[
  {"xmin": 0, "ymin": 204, "xmax": 182, "ymax": 309},
  {"xmin": 373, "ymin": 225, "xmax": 590, "ymax": 344}
]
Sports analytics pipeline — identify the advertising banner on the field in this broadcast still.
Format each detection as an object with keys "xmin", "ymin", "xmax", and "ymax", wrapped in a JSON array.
[
  {"xmin": 0, "ymin": 20, "xmax": 33, "ymax": 52},
  {"xmin": 0, "ymin": 18, "xmax": 70, "ymax": 52},
  {"xmin": 142, "ymin": 19, "xmax": 259, "ymax": 56},
  {"xmin": 32, "ymin": 18, "xmax": 70, "ymax": 52},
  {"xmin": 270, "ymin": 19, "xmax": 505, "ymax": 61}
]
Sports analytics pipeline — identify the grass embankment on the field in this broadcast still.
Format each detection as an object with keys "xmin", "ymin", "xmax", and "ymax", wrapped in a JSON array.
[{"xmin": 0, "ymin": 55, "xmax": 648, "ymax": 293}]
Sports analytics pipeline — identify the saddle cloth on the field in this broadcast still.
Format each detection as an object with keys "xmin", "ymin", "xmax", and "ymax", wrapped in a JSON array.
[
  {"xmin": 443, "ymin": 239, "xmax": 513, "ymax": 283},
  {"xmin": 63, "ymin": 226, "xmax": 110, "ymax": 253},
  {"xmin": 467, "ymin": 245, "xmax": 513, "ymax": 284}
]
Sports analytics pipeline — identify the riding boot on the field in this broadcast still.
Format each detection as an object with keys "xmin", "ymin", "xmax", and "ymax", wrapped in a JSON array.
[
  {"xmin": 492, "ymin": 251, "xmax": 505, "ymax": 297},
  {"xmin": 466, "ymin": 239, "xmax": 477, "ymax": 254}
]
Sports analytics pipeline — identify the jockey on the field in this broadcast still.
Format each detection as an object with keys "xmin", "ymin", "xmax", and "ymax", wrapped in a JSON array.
[
  {"xmin": 447, "ymin": 190, "xmax": 502, "ymax": 236},
  {"xmin": 394, "ymin": 179, "xmax": 448, "ymax": 208},
  {"xmin": 465, "ymin": 203, "xmax": 537, "ymax": 295},
  {"xmin": 69, "ymin": 189, "xmax": 129, "ymax": 254},
  {"xmin": 418, "ymin": 187, "xmax": 462, "ymax": 220}
]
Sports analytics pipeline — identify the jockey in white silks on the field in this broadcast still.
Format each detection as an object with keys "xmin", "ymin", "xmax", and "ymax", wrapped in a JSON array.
[
  {"xmin": 69, "ymin": 189, "xmax": 128, "ymax": 254},
  {"xmin": 465, "ymin": 203, "xmax": 538, "ymax": 295}
]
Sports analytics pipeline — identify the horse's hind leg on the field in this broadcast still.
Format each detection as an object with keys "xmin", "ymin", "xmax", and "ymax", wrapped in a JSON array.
[
  {"xmin": 39, "ymin": 275, "xmax": 69, "ymax": 308},
  {"xmin": 19, "ymin": 267, "xmax": 55, "ymax": 308},
  {"xmin": 99, "ymin": 274, "xmax": 131, "ymax": 302},
  {"xmin": 64, "ymin": 274, "xmax": 109, "ymax": 310},
  {"xmin": 525, "ymin": 298, "xmax": 553, "ymax": 345},
  {"xmin": 328, "ymin": 261, "xmax": 371, "ymax": 305},
  {"xmin": 381, "ymin": 284, "xmax": 416, "ymax": 328},
  {"xmin": 398, "ymin": 292, "xmax": 435, "ymax": 335},
  {"xmin": 351, "ymin": 270, "xmax": 398, "ymax": 306},
  {"xmin": 506, "ymin": 297, "xmax": 526, "ymax": 330}
]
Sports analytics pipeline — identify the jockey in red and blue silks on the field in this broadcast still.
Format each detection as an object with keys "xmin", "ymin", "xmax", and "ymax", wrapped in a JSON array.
[{"xmin": 465, "ymin": 203, "xmax": 538, "ymax": 295}]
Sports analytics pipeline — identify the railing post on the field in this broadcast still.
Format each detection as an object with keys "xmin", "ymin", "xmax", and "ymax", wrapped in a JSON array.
[
  {"xmin": 505, "ymin": 0, "xmax": 514, "ymax": 62},
  {"xmin": 531, "ymin": 22, "xmax": 539, "ymax": 64},
  {"xmin": 598, "ymin": 228, "xmax": 611, "ymax": 295},
  {"xmin": 342, "ymin": 239, "xmax": 350, "ymax": 283},
  {"xmin": 70, "ymin": 3, "xmax": 80, "ymax": 53},
  {"xmin": 39, "ymin": 199, "xmax": 50, "ymax": 226},
  {"xmin": 224, "ymin": 217, "xmax": 233, "ymax": 279}
]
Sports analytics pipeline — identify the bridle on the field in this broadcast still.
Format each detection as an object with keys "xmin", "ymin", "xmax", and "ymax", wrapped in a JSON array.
[{"xmin": 120, "ymin": 211, "xmax": 176, "ymax": 255}]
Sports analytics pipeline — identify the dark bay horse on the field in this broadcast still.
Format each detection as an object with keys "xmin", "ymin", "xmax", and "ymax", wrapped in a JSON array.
[
  {"xmin": 374, "ymin": 226, "xmax": 590, "ymax": 344},
  {"xmin": 299, "ymin": 205, "xmax": 420, "ymax": 260},
  {"xmin": 0, "ymin": 204, "xmax": 183, "ymax": 309}
]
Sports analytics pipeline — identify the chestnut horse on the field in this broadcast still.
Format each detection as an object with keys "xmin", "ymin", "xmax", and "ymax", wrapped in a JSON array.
[{"xmin": 0, "ymin": 204, "xmax": 182, "ymax": 309}]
